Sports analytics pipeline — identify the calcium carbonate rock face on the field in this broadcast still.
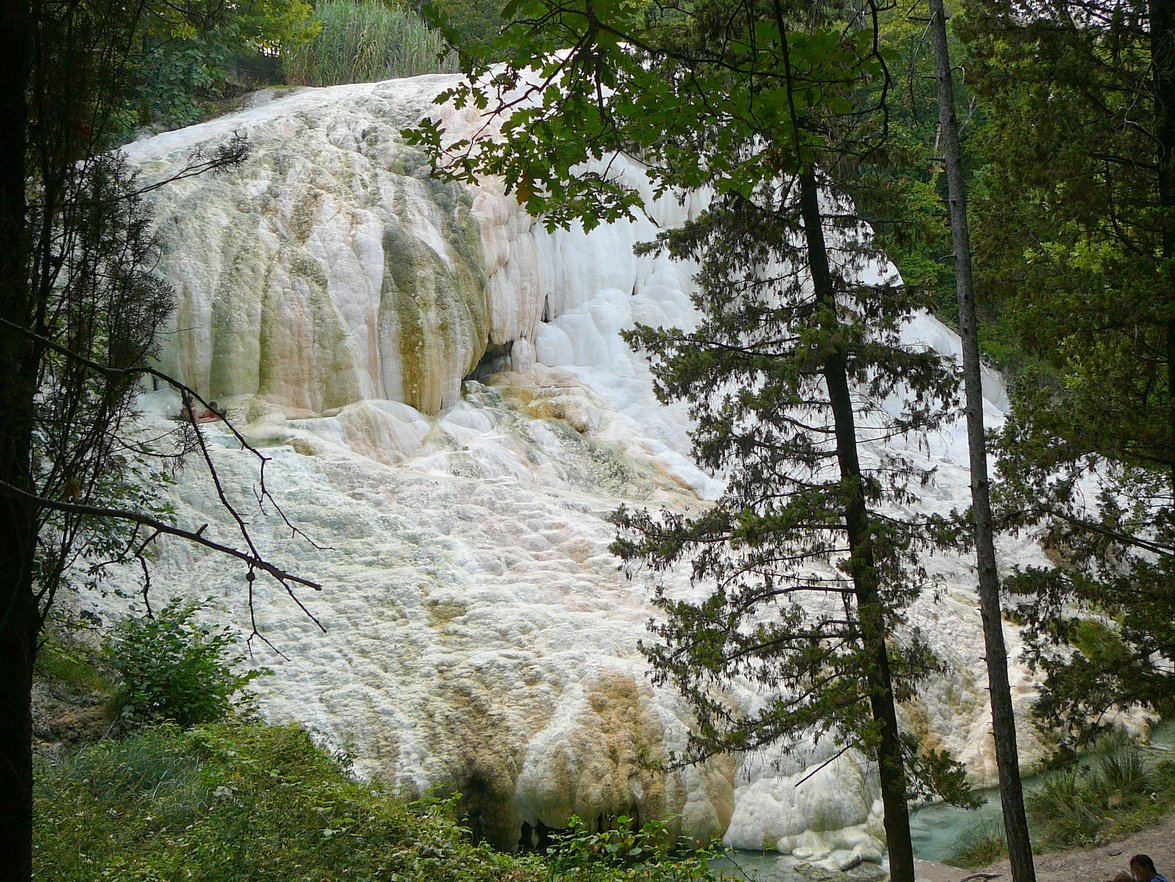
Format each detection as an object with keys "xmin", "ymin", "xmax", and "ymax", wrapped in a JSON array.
[
  {"xmin": 102, "ymin": 74, "xmax": 1055, "ymax": 869},
  {"xmin": 127, "ymin": 79, "xmax": 497, "ymax": 415}
]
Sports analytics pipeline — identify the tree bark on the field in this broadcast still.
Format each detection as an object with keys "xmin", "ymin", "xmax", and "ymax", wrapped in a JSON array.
[
  {"xmin": 928, "ymin": 3, "xmax": 1036, "ymax": 881},
  {"xmin": 0, "ymin": 0, "xmax": 37, "ymax": 879},
  {"xmin": 798, "ymin": 165, "xmax": 916, "ymax": 882},
  {"xmin": 1150, "ymin": 0, "xmax": 1175, "ymax": 493}
]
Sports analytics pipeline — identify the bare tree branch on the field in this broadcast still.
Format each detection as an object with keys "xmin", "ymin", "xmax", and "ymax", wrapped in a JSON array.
[{"xmin": 0, "ymin": 477, "xmax": 324, "ymax": 598}]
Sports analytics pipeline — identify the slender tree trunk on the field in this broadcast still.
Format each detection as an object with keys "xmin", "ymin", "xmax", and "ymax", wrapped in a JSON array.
[
  {"xmin": 797, "ymin": 165, "xmax": 916, "ymax": 882},
  {"xmin": 0, "ymin": 1, "xmax": 37, "ymax": 880},
  {"xmin": 928, "ymin": 3, "xmax": 1035, "ymax": 881},
  {"xmin": 1151, "ymin": 0, "xmax": 1175, "ymax": 491}
]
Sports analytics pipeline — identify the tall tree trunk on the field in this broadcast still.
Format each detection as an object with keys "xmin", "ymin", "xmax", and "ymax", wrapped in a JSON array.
[
  {"xmin": 928, "ymin": 3, "xmax": 1035, "ymax": 881},
  {"xmin": 1151, "ymin": 0, "xmax": 1175, "ymax": 491},
  {"xmin": 798, "ymin": 165, "xmax": 916, "ymax": 882},
  {"xmin": 0, "ymin": 0, "xmax": 37, "ymax": 880}
]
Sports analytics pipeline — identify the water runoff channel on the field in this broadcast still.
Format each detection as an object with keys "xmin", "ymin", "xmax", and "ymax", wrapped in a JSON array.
[{"xmin": 710, "ymin": 721, "xmax": 1175, "ymax": 882}]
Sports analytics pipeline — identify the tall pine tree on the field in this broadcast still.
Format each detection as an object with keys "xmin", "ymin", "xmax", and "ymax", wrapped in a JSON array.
[
  {"xmin": 410, "ymin": 2, "xmax": 970, "ymax": 877},
  {"xmin": 961, "ymin": 0, "xmax": 1175, "ymax": 740},
  {"xmin": 928, "ymin": 0, "xmax": 1034, "ymax": 877}
]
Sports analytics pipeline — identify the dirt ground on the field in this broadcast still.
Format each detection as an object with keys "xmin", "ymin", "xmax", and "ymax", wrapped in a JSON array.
[{"xmin": 913, "ymin": 811, "xmax": 1175, "ymax": 882}]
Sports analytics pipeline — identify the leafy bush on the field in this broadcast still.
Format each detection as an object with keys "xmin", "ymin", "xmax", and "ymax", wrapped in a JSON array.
[
  {"xmin": 34, "ymin": 721, "xmax": 537, "ymax": 882},
  {"xmin": 35, "ymin": 719, "xmax": 725, "ymax": 882},
  {"xmin": 544, "ymin": 815, "xmax": 716, "ymax": 881},
  {"xmin": 126, "ymin": 0, "xmax": 316, "ymax": 132},
  {"xmin": 283, "ymin": 0, "xmax": 456, "ymax": 86},
  {"xmin": 106, "ymin": 599, "xmax": 265, "ymax": 727}
]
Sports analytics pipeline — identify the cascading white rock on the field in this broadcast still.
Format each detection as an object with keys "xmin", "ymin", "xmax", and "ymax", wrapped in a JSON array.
[{"xmin": 108, "ymin": 74, "xmax": 1053, "ymax": 870}]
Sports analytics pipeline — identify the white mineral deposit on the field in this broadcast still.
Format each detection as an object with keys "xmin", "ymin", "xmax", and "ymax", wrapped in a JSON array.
[{"xmin": 97, "ymin": 73, "xmax": 1059, "ymax": 872}]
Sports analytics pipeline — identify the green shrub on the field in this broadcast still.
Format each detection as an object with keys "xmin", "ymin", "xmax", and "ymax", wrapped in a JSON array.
[
  {"xmin": 945, "ymin": 816, "xmax": 1008, "ymax": 868},
  {"xmin": 1023, "ymin": 735, "xmax": 1174, "ymax": 850},
  {"xmin": 283, "ymin": 0, "xmax": 456, "ymax": 86},
  {"xmin": 34, "ymin": 721, "xmax": 540, "ymax": 882},
  {"xmin": 105, "ymin": 598, "xmax": 265, "ymax": 728},
  {"xmin": 543, "ymin": 815, "xmax": 717, "ymax": 881}
]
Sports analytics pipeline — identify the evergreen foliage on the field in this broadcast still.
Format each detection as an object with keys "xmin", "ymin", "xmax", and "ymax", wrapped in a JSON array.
[
  {"xmin": 959, "ymin": 0, "xmax": 1175, "ymax": 744},
  {"xmin": 408, "ymin": 3, "xmax": 973, "ymax": 878},
  {"xmin": 614, "ymin": 181, "xmax": 959, "ymax": 784},
  {"xmin": 846, "ymin": 7, "xmax": 970, "ymax": 326},
  {"xmin": 922, "ymin": 3, "xmax": 1035, "ymax": 878}
]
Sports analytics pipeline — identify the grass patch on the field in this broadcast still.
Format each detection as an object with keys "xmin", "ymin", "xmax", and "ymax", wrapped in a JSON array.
[
  {"xmin": 34, "ymin": 720, "xmax": 716, "ymax": 881},
  {"xmin": 1025, "ymin": 737, "xmax": 1172, "ymax": 851},
  {"xmin": 36, "ymin": 623, "xmax": 117, "ymax": 698},
  {"xmin": 283, "ymin": 0, "xmax": 457, "ymax": 86},
  {"xmin": 945, "ymin": 734, "xmax": 1175, "ymax": 866},
  {"xmin": 34, "ymin": 721, "xmax": 529, "ymax": 881},
  {"xmin": 947, "ymin": 816, "xmax": 1008, "ymax": 868}
]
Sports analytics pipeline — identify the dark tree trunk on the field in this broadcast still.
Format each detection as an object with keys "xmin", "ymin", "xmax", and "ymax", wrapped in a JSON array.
[
  {"xmin": 798, "ymin": 165, "xmax": 916, "ymax": 882},
  {"xmin": 1151, "ymin": 0, "xmax": 1175, "ymax": 492},
  {"xmin": 928, "ymin": 3, "xmax": 1035, "ymax": 881},
  {"xmin": 0, "ymin": 1, "xmax": 37, "ymax": 880}
]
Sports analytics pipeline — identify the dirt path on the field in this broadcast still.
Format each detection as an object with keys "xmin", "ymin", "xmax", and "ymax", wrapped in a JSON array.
[{"xmin": 913, "ymin": 811, "xmax": 1175, "ymax": 882}]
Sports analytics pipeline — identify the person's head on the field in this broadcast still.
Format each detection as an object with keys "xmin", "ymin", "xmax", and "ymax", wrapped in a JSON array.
[
  {"xmin": 1131, "ymin": 855, "xmax": 1158, "ymax": 882},
  {"xmin": 1115, "ymin": 871, "xmax": 1135, "ymax": 882}
]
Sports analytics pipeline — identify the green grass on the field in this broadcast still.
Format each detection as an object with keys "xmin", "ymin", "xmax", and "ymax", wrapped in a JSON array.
[
  {"xmin": 1025, "ymin": 738, "xmax": 1174, "ymax": 850},
  {"xmin": 947, "ymin": 816, "xmax": 1009, "ymax": 868},
  {"xmin": 34, "ymin": 722, "xmax": 528, "ymax": 881},
  {"xmin": 35, "ymin": 624, "xmax": 117, "ymax": 698},
  {"xmin": 283, "ymin": 0, "xmax": 457, "ymax": 86},
  {"xmin": 945, "ymin": 735, "xmax": 1175, "ymax": 867},
  {"xmin": 34, "ymin": 720, "xmax": 716, "ymax": 881}
]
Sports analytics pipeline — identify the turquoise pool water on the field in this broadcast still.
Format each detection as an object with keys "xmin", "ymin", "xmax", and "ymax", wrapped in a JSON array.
[
  {"xmin": 713, "ymin": 720, "xmax": 1173, "ymax": 879},
  {"xmin": 910, "ymin": 720, "xmax": 1175, "ymax": 862}
]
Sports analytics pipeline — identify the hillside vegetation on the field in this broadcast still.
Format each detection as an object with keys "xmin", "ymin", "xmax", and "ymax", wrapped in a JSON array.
[{"xmin": 35, "ymin": 721, "xmax": 722, "ymax": 882}]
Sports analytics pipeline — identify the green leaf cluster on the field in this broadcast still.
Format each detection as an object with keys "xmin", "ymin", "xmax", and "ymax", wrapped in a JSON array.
[
  {"xmin": 127, "ymin": 0, "xmax": 318, "ymax": 130},
  {"xmin": 406, "ymin": 0, "xmax": 896, "ymax": 230},
  {"xmin": 544, "ymin": 815, "xmax": 717, "ymax": 880},
  {"xmin": 960, "ymin": 0, "xmax": 1175, "ymax": 743},
  {"xmin": 105, "ymin": 599, "xmax": 267, "ymax": 728}
]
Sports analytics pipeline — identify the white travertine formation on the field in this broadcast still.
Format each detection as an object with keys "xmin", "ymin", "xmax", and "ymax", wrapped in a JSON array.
[{"xmin": 105, "ymin": 75, "xmax": 1058, "ymax": 870}]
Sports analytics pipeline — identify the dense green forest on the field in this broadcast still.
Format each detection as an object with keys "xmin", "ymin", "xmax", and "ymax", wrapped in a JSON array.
[{"xmin": 1, "ymin": 0, "xmax": 1173, "ymax": 879}]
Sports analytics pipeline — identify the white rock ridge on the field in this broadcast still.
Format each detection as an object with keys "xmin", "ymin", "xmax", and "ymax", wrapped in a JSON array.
[{"xmin": 106, "ymin": 74, "xmax": 1051, "ymax": 868}]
